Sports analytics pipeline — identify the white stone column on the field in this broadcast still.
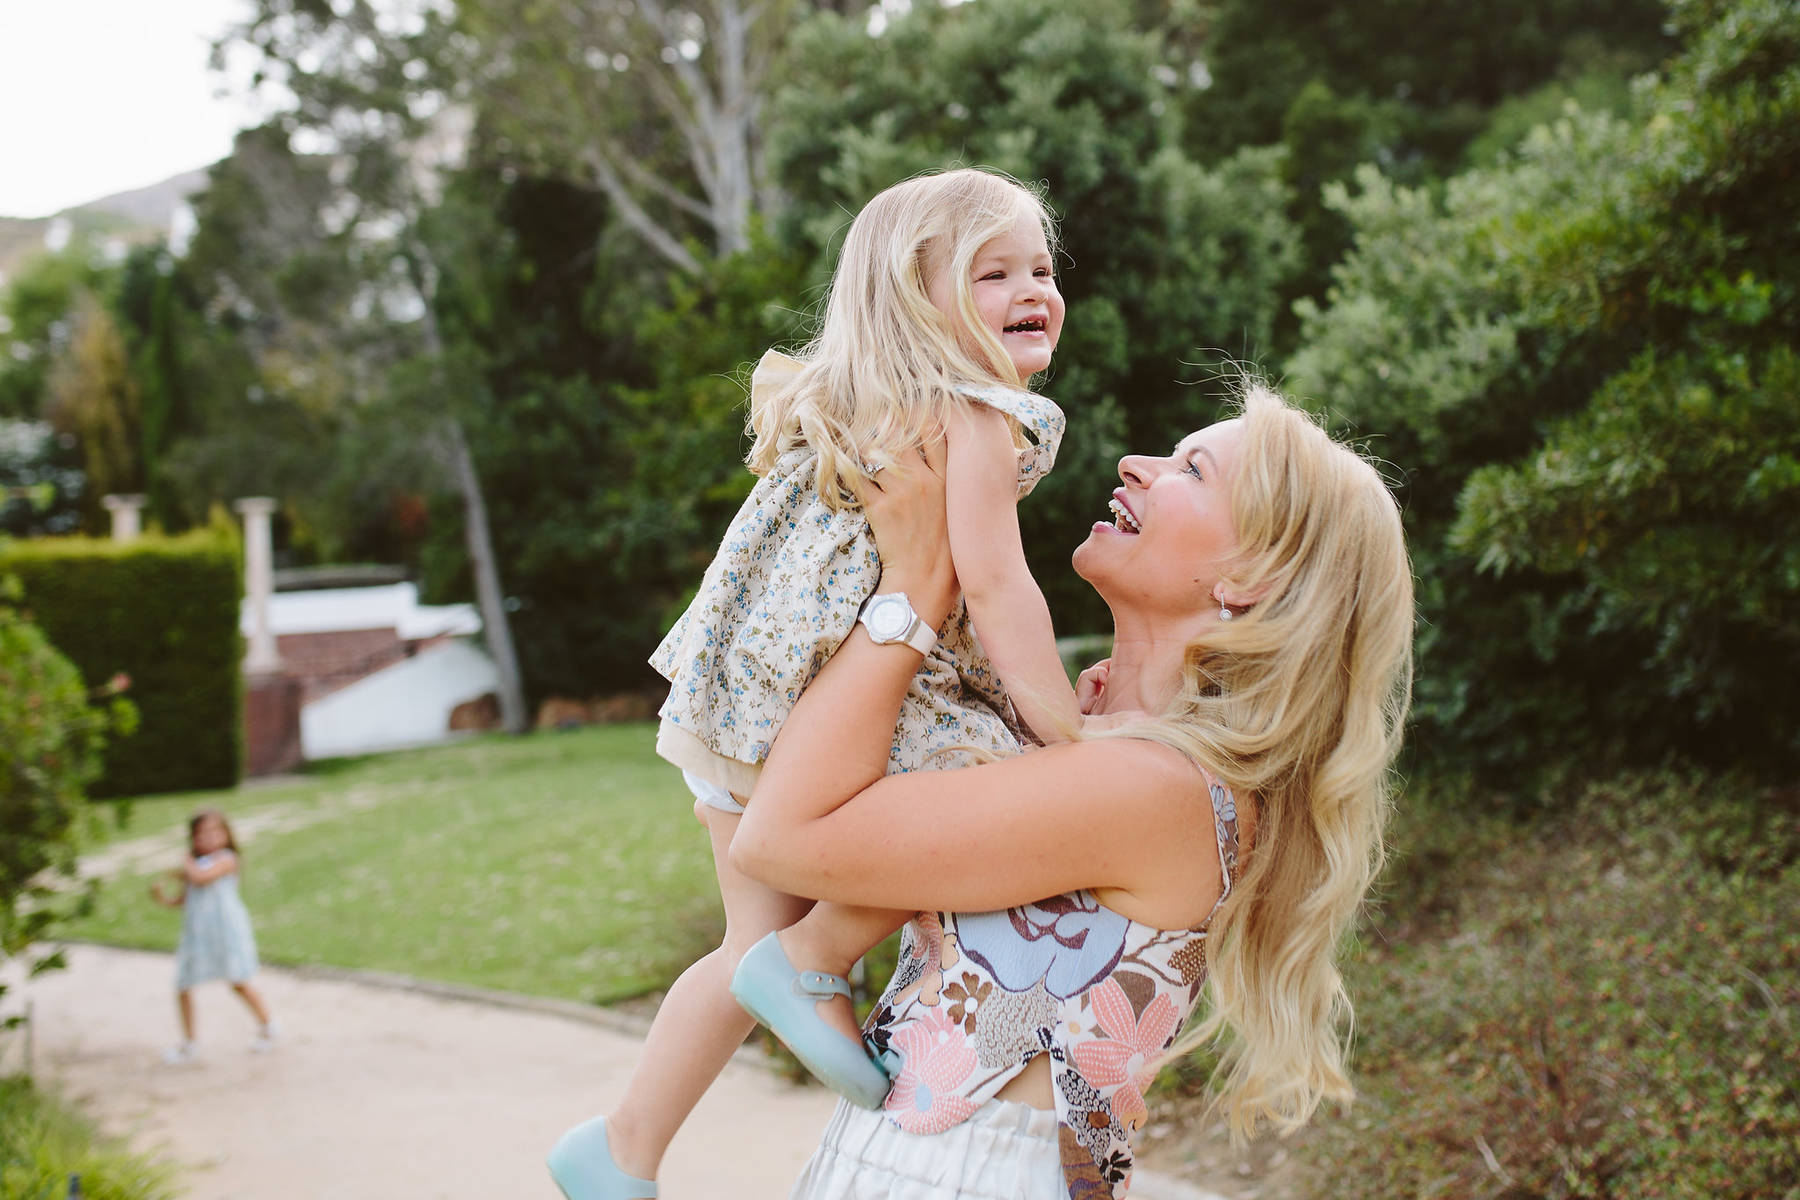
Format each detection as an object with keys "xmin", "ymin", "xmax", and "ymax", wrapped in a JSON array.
[
  {"xmin": 234, "ymin": 497, "xmax": 282, "ymax": 674},
  {"xmin": 101, "ymin": 494, "xmax": 147, "ymax": 541}
]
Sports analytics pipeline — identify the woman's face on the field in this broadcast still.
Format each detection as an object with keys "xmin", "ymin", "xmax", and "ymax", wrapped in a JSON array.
[{"xmin": 1074, "ymin": 419, "xmax": 1246, "ymax": 614}]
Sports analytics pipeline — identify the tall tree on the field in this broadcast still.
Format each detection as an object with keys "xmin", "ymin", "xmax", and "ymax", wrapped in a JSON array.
[
  {"xmin": 215, "ymin": 0, "xmax": 529, "ymax": 732},
  {"xmin": 456, "ymin": 0, "xmax": 809, "ymax": 273},
  {"xmin": 1286, "ymin": 0, "xmax": 1800, "ymax": 781},
  {"xmin": 47, "ymin": 294, "xmax": 143, "ymax": 529}
]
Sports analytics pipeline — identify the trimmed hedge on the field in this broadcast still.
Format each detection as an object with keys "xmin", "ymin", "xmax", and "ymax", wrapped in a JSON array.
[{"xmin": 1, "ymin": 530, "xmax": 241, "ymax": 796}]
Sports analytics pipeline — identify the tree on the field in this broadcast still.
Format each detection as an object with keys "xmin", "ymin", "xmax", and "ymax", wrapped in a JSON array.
[
  {"xmin": 767, "ymin": 0, "xmax": 1301, "ymax": 627},
  {"xmin": 1285, "ymin": 0, "xmax": 1800, "ymax": 782},
  {"xmin": 47, "ymin": 294, "xmax": 143, "ymax": 529},
  {"xmin": 458, "ymin": 0, "xmax": 808, "ymax": 273},
  {"xmin": 214, "ymin": 2, "xmax": 531, "ymax": 732}
]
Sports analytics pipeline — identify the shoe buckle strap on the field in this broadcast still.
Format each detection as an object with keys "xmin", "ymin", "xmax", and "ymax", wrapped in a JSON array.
[{"xmin": 793, "ymin": 970, "xmax": 853, "ymax": 1000}]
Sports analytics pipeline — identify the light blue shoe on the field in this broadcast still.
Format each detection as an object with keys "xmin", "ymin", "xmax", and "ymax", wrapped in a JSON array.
[
  {"xmin": 546, "ymin": 1116, "xmax": 656, "ymax": 1200},
  {"xmin": 730, "ymin": 932, "xmax": 891, "ymax": 1110}
]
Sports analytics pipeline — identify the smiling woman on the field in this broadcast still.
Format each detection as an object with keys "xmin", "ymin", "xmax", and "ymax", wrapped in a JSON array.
[{"xmin": 731, "ymin": 381, "xmax": 1415, "ymax": 1199}]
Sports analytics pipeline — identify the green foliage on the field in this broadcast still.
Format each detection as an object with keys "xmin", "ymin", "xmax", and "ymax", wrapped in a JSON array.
[
  {"xmin": 0, "ymin": 569, "xmax": 131, "ymax": 1040},
  {"xmin": 1286, "ymin": 0, "xmax": 1800, "ymax": 781},
  {"xmin": 0, "ymin": 249, "xmax": 112, "ymax": 422},
  {"xmin": 0, "ymin": 420, "xmax": 84, "ymax": 538},
  {"xmin": 1185, "ymin": 0, "xmax": 1672, "ymax": 171},
  {"xmin": 769, "ymin": 0, "xmax": 1301, "ymax": 629},
  {"xmin": 0, "ymin": 1076, "xmax": 177, "ymax": 1200},
  {"xmin": 2, "ymin": 531, "xmax": 241, "ymax": 797},
  {"xmin": 1293, "ymin": 770, "xmax": 1800, "ymax": 1197}
]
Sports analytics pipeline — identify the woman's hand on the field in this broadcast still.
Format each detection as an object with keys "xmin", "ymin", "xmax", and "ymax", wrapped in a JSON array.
[{"xmin": 855, "ymin": 433, "xmax": 957, "ymax": 626}]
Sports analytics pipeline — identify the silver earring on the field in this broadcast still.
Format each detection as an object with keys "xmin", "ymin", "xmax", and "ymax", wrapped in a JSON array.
[{"xmin": 1218, "ymin": 599, "xmax": 1233, "ymax": 621}]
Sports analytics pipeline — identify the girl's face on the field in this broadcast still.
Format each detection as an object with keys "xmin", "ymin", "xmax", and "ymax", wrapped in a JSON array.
[
  {"xmin": 1074, "ymin": 419, "xmax": 1247, "ymax": 615},
  {"xmin": 192, "ymin": 813, "xmax": 229, "ymax": 855},
  {"xmin": 929, "ymin": 212, "xmax": 1064, "ymax": 379}
]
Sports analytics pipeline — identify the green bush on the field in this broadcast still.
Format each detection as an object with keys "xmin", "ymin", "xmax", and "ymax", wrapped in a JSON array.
[
  {"xmin": 1288, "ymin": 770, "xmax": 1800, "ymax": 1198},
  {"xmin": 0, "ymin": 1076, "xmax": 176, "ymax": 1200},
  {"xmin": 0, "ymin": 571, "xmax": 132, "ymax": 1038},
  {"xmin": 1286, "ymin": 0, "xmax": 1800, "ymax": 784},
  {"xmin": 2, "ymin": 530, "xmax": 240, "ymax": 796}
]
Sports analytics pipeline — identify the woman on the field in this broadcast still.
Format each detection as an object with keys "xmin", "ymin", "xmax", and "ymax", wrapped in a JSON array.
[{"xmin": 731, "ymin": 382, "xmax": 1414, "ymax": 1199}]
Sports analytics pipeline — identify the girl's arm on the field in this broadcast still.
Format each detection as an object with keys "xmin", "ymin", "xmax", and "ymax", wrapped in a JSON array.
[
  {"xmin": 149, "ymin": 872, "xmax": 186, "ymax": 907},
  {"xmin": 733, "ymin": 441, "xmax": 1218, "ymax": 921},
  {"xmin": 181, "ymin": 851, "xmax": 238, "ymax": 886},
  {"xmin": 943, "ymin": 403, "xmax": 1081, "ymax": 742}
]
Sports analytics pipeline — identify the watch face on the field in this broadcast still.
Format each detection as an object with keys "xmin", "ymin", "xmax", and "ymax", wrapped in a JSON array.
[{"xmin": 865, "ymin": 596, "xmax": 909, "ymax": 640}]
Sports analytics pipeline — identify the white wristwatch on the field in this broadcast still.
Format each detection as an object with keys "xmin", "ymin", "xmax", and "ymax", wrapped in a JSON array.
[{"xmin": 857, "ymin": 591, "xmax": 937, "ymax": 655}]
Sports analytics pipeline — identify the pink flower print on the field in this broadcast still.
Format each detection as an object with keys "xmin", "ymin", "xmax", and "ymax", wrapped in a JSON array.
[
  {"xmin": 1070, "ymin": 978, "xmax": 1180, "ymax": 1134},
  {"xmin": 884, "ymin": 1009, "xmax": 980, "ymax": 1134}
]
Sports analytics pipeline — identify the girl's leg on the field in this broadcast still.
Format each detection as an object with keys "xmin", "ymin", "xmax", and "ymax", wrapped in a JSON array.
[
  {"xmin": 176, "ymin": 989, "xmax": 196, "ymax": 1042},
  {"xmin": 231, "ymin": 981, "xmax": 272, "ymax": 1027},
  {"xmin": 599, "ymin": 806, "xmax": 812, "ymax": 1181},
  {"xmin": 773, "ymin": 902, "xmax": 912, "ymax": 1046}
]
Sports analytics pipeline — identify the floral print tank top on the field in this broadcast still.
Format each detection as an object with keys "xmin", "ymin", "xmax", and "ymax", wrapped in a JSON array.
[
  {"xmin": 864, "ymin": 775, "xmax": 1241, "ymax": 1200},
  {"xmin": 649, "ymin": 350, "xmax": 1067, "ymax": 789}
]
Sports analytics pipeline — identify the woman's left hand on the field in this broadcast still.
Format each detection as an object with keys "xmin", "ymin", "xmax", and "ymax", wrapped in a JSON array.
[{"xmin": 855, "ymin": 433, "xmax": 957, "ymax": 622}]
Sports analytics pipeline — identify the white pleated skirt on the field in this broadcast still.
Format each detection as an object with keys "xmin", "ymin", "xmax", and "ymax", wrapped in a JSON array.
[{"xmin": 790, "ymin": 1097, "xmax": 1064, "ymax": 1200}]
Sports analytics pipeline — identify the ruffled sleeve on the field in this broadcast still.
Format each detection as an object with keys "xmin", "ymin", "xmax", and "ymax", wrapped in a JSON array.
[{"xmin": 954, "ymin": 384, "xmax": 1066, "ymax": 499}]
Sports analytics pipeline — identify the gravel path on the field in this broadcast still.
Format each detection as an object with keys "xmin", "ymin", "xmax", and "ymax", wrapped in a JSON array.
[{"xmin": 18, "ymin": 945, "xmax": 1225, "ymax": 1200}]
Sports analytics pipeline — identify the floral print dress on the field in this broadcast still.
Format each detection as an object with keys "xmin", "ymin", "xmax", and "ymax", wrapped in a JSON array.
[
  {"xmin": 650, "ymin": 349, "xmax": 1067, "ymax": 795},
  {"xmin": 864, "ymin": 776, "xmax": 1242, "ymax": 1200}
]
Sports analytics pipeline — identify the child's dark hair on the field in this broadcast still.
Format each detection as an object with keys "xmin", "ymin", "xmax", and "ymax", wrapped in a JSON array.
[{"xmin": 188, "ymin": 808, "xmax": 240, "ymax": 857}]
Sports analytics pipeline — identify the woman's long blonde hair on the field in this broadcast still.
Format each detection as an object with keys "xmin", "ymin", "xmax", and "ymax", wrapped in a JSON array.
[
  {"xmin": 1124, "ymin": 383, "xmax": 1415, "ymax": 1139},
  {"xmin": 747, "ymin": 168, "xmax": 1055, "ymax": 505}
]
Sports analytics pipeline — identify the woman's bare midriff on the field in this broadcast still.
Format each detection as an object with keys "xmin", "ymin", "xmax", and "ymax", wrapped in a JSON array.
[{"xmin": 994, "ymin": 1050, "xmax": 1054, "ymax": 1108}]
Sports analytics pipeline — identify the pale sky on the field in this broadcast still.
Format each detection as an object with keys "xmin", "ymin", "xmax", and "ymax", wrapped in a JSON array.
[{"xmin": 0, "ymin": 0, "xmax": 271, "ymax": 218}]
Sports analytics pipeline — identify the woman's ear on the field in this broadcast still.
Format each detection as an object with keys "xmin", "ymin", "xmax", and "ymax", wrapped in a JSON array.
[{"xmin": 1213, "ymin": 579, "xmax": 1270, "ymax": 612}]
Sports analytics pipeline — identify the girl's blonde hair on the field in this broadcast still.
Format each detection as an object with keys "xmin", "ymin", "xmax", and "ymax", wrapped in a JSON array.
[
  {"xmin": 748, "ymin": 168, "xmax": 1055, "ymax": 505},
  {"xmin": 1121, "ymin": 383, "xmax": 1414, "ymax": 1139}
]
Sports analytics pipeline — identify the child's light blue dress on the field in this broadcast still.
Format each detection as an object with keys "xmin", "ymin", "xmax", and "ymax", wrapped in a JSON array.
[{"xmin": 174, "ymin": 850, "xmax": 260, "ymax": 990}]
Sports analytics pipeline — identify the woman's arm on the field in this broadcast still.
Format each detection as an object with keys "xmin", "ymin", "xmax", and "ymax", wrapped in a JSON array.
[
  {"xmin": 181, "ymin": 852, "xmax": 238, "ymax": 885},
  {"xmin": 944, "ymin": 404, "xmax": 1080, "ymax": 742},
  {"xmin": 732, "ymin": 441, "xmax": 1217, "ymax": 918}
]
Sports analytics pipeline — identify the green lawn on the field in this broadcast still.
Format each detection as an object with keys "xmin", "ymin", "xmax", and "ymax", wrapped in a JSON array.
[{"xmin": 71, "ymin": 725, "xmax": 725, "ymax": 1005}]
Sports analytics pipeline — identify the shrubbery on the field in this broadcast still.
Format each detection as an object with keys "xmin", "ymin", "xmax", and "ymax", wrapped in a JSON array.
[
  {"xmin": 1288, "ymin": 0, "xmax": 1800, "ymax": 785},
  {"xmin": 1290, "ymin": 770, "xmax": 1800, "ymax": 1197},
  {"xmin": 0, "ymin": 1076, "xmax": 175, "ymax": 1200},
  {"xmin": 0, "ymin": 570, "xmax": 133, "ymax": 1040},
  {"xmin": 2, "ymin": 529, "xmax": 239, "ymax": 796}
]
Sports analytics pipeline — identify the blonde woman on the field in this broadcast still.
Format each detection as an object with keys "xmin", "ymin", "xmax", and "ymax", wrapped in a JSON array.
[
  {"xmin": 551, "ymin": 168, "xmax": 1083, "ymax": 1199},
  {"xmin": 732, "ymin": 384, "xmax": 1414, "ymax": 1199}
]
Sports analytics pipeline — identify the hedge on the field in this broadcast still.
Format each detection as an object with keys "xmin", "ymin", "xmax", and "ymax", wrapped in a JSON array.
[{"xmin": 1, "ymin": 530, "xmax": 241, "ymax": 796}]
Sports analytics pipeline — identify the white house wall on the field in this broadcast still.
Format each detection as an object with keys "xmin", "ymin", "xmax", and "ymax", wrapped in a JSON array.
[{"xmin": 300, "ymin": 639, "xmax": 500, "ymax": 760}]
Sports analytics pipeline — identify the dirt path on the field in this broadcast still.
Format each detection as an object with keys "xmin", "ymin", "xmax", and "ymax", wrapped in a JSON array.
[{"xmin": 18, "ymin": 945, "xmax": 1226, "ymax": 1200}]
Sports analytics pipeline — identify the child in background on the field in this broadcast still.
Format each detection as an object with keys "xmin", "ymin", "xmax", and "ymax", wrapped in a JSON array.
[
  {"xmin": 549, "ymin": 167, "xmax": 1079, "ymax": 1200},
  {"xmin": 150, "ymin": 808, "xmax": 276, "ymax": 1062}
]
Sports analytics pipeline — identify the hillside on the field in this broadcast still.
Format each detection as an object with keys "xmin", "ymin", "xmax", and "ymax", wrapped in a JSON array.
[{"xmin": 0, "ymin": 167, "xmax": 211, "ymax": 282}]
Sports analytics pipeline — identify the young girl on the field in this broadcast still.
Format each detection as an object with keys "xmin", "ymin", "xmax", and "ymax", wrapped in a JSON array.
[
  {"xmin": 548, "ymin": 167, "xmax": 1082, "ymax": 1200},
  {"xmin": 149, "ymin": 809, "xmax": 276, "ymax": 1062}
]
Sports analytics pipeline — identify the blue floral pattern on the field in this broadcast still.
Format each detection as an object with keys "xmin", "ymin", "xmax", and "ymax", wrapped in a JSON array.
[
  {"xmin": 649, "ymin": 350, "xmax": 1067, "ymax": 781},
  {"xmin": 865, "ymin": 777, "xmax": 1243, "ymax": 1200}
]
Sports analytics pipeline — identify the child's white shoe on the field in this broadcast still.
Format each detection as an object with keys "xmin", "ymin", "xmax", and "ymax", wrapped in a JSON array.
[
  {"xmin": 250, "ymin": 1022, "xmax": 280, "ymax": 1053},
  {"xmin": 162, "ymin": 1041, "xmax": 198, "ymax": 1065}
]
